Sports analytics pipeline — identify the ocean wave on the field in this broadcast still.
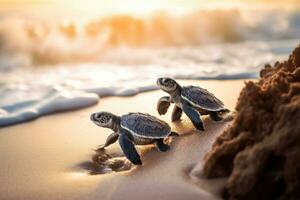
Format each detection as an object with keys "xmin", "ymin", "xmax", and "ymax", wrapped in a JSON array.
[
  {"xmin": 0, "ymin": 40, "xmax": 299, "ymax": 126},
  {"xmin": 0, "ymin": 8, "xmax": 300, "ymax": 68},
  {"xmin": 0, "ymin": 6, "xmax": 299, "ymax": 126}
]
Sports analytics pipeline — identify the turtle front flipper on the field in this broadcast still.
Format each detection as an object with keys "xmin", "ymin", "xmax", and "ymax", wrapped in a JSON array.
[
  {"xmin": 171, "ymin": 105, "xmax": 182, "ymax": 122},
  {"xmin": 157, "ymin": 96, "xmax": 171, "ymax": 115},
  {"xmin": 119, "ymin": 132, "xmax": 142, "ymax": 165},
  {"xmin": 100, "ymin": 132, "xmax": 119, "ymax": 149},
  {"xmin": 182, "ymin": 102, "xmax": 205, "ymax": 131},
  {"xmin": 97, "ymin": 132, "xmax": 119, "ymax": 150},
  {"xmin": 155, "ymin": 139, "xmax": 170, "ymax": 152}
]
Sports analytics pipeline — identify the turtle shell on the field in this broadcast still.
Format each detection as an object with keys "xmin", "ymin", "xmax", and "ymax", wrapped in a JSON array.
[
  {"xmin": 181, "ymin": 86, "xmax": 224, "ymax": 111},
  {"xmin": 120, "ymin": 113, "xmax": 171, "ymax": 139}
]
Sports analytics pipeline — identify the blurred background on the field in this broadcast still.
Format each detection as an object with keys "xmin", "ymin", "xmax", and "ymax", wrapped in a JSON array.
[{"xmin": 0, "ymin": 0, "xmax": 299, "ymax": 120}]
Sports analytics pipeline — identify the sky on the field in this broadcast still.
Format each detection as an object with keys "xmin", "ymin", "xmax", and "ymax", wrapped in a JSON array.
[{"xmin": 0, "ymin": 0, "xmax": 298, "ymax": 20}]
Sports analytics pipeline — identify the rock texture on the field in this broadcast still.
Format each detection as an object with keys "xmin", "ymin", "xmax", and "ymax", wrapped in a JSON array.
[{"xmin": 203, "ymin": 44, "xmax": 300, "ymax": 200}]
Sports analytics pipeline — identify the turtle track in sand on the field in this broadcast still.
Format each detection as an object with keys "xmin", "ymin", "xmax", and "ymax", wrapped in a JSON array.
[{"xmin": 77, "ymin": 148, "xmax": 133, "ymax": 175}]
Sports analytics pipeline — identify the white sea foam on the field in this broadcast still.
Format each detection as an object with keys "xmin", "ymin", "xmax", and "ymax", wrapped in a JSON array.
[
  {"xmin": 0, "ymin": 88, "xmax": 99, "ymax": 126},
  {"xmin": 0, "ymin": 39, "xmax": 298, "ymax": 127}
]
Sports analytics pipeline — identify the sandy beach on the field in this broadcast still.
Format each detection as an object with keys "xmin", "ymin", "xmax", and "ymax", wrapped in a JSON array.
[
  {"xmin": 0, "ymin": 0, "xmax": 299, "ymax": 199},
  {"xmin": 0, "ymin": 80, "xmax": 245, "ymax": 200}
]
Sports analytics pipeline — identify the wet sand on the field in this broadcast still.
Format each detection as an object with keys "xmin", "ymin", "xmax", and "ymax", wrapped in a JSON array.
[{"xmin": 0, "ymin": 80, "xmax": 245, "ymax": 200}]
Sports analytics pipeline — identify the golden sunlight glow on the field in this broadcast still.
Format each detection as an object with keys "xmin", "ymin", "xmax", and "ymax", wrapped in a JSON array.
[
  {"xmin": 0, "ymin": 0, "xmax": 297, "ymax": 18},
  {"xmin": 57, "ymin": 0, "xmax": 201, "ymax": 17}
]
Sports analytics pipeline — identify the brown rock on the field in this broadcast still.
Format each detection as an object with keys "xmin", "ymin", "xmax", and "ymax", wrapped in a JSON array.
[{"xmin": 203, "ymin": 44, "xmax": 300, "ymax": 199}]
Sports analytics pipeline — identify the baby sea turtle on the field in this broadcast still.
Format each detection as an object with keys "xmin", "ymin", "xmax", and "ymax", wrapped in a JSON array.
[
  {"xmin": 156, "ymin": 77, "xmax": 229, "ymax": 131},
  {"xmin": 90, "ymin": 112, "xmax": 178, "ymax": 165}
]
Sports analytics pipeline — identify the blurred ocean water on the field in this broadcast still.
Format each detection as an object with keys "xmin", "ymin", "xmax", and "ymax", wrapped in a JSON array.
[{"xmin": 0, "ymin": 5, "xmax": 299, "ymax": 126}]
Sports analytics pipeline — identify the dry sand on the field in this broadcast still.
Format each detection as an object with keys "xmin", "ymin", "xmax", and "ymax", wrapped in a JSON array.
[{"xmin": 0, "ymin": 80, "xmax": 246, "ymax": 200}]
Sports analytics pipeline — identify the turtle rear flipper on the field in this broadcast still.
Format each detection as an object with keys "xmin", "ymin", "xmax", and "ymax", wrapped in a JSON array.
[
  {"xmin": 209, "ymin": 108, "xmax": 231, "ymax": 121},
  {"xmin": 155, "ymin": 139, "xmax": 170, "ymax": 152},
  {"xmin": 219, "ymin": 108, "xmax": 230, "ymax": 114},
  {"xmin": 157, "ymin": 96, "xmax": 171, "ymax": 115},
  {"xmin": 169, "ymin": 131, "xmax": 179, "ymax": 137},
  {"xmin": 209, "ymin": 111, "xmax": 223, "ymax": 121},
  {"xmin": 119, "ymin": 133, "xmax": 142, "ymax": 165},
  {"xmin": 182, "ymin": 102, "xmax": 204, "ymax": 131}
]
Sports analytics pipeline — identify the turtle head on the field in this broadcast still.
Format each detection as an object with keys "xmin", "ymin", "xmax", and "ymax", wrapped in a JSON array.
[
  {"xmin": 157, "ymin": 77, "xmax": 180, "ymax": 94},
  {"xmin": 90, "ymin": 111, "xmax": 116, "ymax": 129}
]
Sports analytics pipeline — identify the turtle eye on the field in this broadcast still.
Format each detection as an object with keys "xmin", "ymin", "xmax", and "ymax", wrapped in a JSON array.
[{"xmin": 95, "ymin": 113, "xmax": 102, "ymax": 119}]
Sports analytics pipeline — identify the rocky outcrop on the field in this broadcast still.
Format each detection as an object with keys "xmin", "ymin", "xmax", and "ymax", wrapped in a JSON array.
[{"xmin": 203, "ymin": 44, "xmax": 300, "ymax": 199}]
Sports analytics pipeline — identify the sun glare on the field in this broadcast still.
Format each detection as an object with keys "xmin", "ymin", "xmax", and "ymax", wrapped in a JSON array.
[
  {"xmin": 1, "ymin": 0, "xmax": 297, "ymax": 20},
  {"xmin": 57, "ymin": 0, "xmax": 198, "ymax": 17},
  {"xmin": 0, "ymin": 0, "xmax": 249, "ymax": 16}
]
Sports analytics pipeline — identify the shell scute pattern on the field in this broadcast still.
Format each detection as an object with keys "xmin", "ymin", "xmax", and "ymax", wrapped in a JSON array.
[
  {"xmin": 121, "ymin": 113, "xmax": 170, "ymax": 138},
  {"xmin": 182, "ymin": 86, "xmax": 224, "ymax": 111}
]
